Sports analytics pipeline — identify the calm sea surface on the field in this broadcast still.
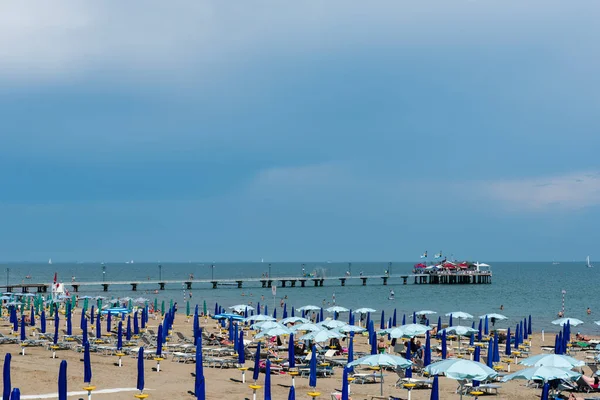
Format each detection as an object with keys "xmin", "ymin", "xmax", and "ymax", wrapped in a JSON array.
[{"xmin": 1, "ymin": 261, "xmax": 597, "ymax": 334}]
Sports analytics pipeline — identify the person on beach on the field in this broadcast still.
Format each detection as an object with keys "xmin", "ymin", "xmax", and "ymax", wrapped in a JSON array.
[{"xmin": 378, "ymin": 337, "xmax": 387, "ymax": 354}]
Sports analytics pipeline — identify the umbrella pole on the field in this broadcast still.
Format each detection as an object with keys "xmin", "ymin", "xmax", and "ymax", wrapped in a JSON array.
[
  {"xmin": 380, "ymin": 369, "xmax": 384, "ymax": 396},
  {"xmin": 460, "ymin": 382, "xmax": 464, "ymax": 400}
]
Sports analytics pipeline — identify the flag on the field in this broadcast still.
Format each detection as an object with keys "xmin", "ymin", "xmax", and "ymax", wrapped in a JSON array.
[{"xmin": 420, "ymin": 251, "xmax": 427, "ymax": 258}]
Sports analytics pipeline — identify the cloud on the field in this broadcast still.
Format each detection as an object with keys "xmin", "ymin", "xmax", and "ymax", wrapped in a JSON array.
[{"xmin": 483, "ymin": 171, "xmax": 600, "ymax": 211}]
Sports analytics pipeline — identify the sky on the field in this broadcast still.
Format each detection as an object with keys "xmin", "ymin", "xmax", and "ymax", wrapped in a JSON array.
[{"xmin": 1, "ymin": 1, "xmax": 599, "ymax": 262}]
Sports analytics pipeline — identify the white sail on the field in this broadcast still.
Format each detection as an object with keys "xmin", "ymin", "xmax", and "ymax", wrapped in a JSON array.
[
  {"xmin": 48, "ymin": 258, "xmax": 52, "ymax": 265},
  {"xmin": 587, "ymin": 256, "xmax": 593, "ymax": 268}
]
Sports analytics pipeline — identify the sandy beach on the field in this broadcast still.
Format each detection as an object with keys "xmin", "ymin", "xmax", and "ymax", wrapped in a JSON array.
[{"xmin": 0, "ymin": 307, "xmax": 595, "ymax": 400}]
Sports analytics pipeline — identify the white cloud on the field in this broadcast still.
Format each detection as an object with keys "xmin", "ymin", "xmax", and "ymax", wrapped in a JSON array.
[{"xmin": 483, "ymin": 171, "xmax": 600, "ymax": 211}]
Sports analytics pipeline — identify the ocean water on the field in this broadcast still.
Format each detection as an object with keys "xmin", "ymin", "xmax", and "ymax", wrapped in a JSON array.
[{"xmin": 1, "ymin": 261, "xmax": 597, "ymax": 334}]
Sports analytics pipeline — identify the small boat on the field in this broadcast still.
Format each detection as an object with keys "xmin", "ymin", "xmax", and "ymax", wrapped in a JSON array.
[
  {"xmin": 48, "ymin": 258, "xmax": 52, "ymax": 265},
  {"xmin": 388, "ymin": 290, "xmax": 395, "ymax": 300},
  {"xmin": 587, "ymin": 256, "xmax": 593, "ymax": 268}
]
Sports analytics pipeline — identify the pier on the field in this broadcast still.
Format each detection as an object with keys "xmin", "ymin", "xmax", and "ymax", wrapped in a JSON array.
[{"xmin": 0, "ymin": 272, "xmax": 491, "ymax": 293}]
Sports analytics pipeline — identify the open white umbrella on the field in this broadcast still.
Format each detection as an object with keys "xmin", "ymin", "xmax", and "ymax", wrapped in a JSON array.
[
  {"xmin": 415, "ymin": 310, "xmax": 437, "ymax": 315},
  {"xmin": 297, "ymin": 305, "xmax": 321, "ymax": 311},
  {"xmin": 379, "ymin": 324, "xmax": 432, "ymax": 339},
  {"xmin": 255, "ymin": 327, "xmax": 292, "ymax": 339},
  {"xmin": 502, "ymin": 366, "xmax": 581, "ymax": 382},
  {"xmin": 229, "ymin": 304, "xmax": 255, "ymax": 312},
  {"xmin": 519, "ymin": 354, "xmax": 585, "ymax": 368},
  {"xmin": 479, "ymin": 313, "xmax": 508, "ymax": 320},
  {"xmin": 354, "ymin": 308, "xmax": 376, "ymax": 314},
  {"xmin": 348, "ymin": 354, "xmax": 412, "ymax": 395},
  {"xmin": 318, "ymin": 319, "xmax": 347, "ymax": 329},
  {"xmin": 445, "ymin": 311, "xmax": 474, "ymax": 320},
  {"xmin": 290, "ymin": 323, "xmax": 323, "ymax": 333},
  {"xmin": 251, "ymin": 321, "xmax": 285, "ymax": 331},
  {"xmin": 336, "ymin": 325, "xmax": 366, "ymax": 334},
  {"xmin": 552, "ymin": 318, "xmax": 584, "ymax": 326},
  {"xmin": 244, "ymin": 315, "xmax": 276, "ymax": 322},
  {"xmin": 326, "ymin": 306, "xmax": 349, "ymax": 313},
  {"xmin": 425, "ymin": 358, "xmax": 497, "ymax": 400},
  {"xmin": 280, "ymin": 317, "xmax": 310, "ymax": 325},
  {"xmin": 299, "ymin": 329, "xmax": 342, "ymax": 343}
]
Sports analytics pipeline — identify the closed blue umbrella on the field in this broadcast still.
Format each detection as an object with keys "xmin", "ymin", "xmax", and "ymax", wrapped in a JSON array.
[
  {"xmin": 273, "ymin": 307, "xmax": 277, "ymax": 320},
  {"xmin": 341, "ymin": 367, "xmax": 349, "ymax": 400},
  {"xmin": 53, "ymin": 314, "xmax": 59, "ymax": 344},
  {"xmin": 474, "ymin": 346, "xmax": 481, "ymax": 362},
  {"xmin": 12, "ymin": 308, "xmax": 17, "ymax": 332},
  {"xmin": 287, "ymin": 333, "xmax": 295, "ymax": 369},
  {"xmin": 380, "ymin": 310, "xmax": 385, "ymax": 330},
  {"xmin": 436, "ymin": 316, "xmax": 441, "ymax": 333},
  {"xmin": 449, "ymin": 314, "xmax": 453, "ymax": 327},
  {"xmin": 137, "ymin": 347, "xmax": 145, "ymax": 393},
  {"xmin": 90, "ymin": 306, "xmax": 95, "ymax": 321},
  {"xmin": 291, "ymin": 307, "xmax": 295, "ymax": 318},
  {"xmin": 256, "ymin": 302, "xmax": 260, "ymax": 315},
  {"xmin": 82, "ymin": 316, "xmax": 88, "ymax": 345},
  {"xmin": 441, "ymin": 331, "xmax": 447, "ymax": 359},
  {"xmin": 84, "ymin": 342, "xmax": 92, "ymax": 384},
  {"xmin": 96, "ymin": 313, "xmax": 101, "ymax": 340},
  {"xmin": 487, "ymin": 337, "xmax": 494, "ymax": 368},
  {"xmin": 413, "ymin": 311, "xmax": 416, "ymax": 324},
  {"xmin": 117, "ymin": 321, "xmax": 123, "ymax": 350},
  {"xmin": 484, "ymin": 316, "xmax": 489, "ymax": 336},
  {"xmin": 540, "ymin": 382, "xmax": 549, "ymax": 400},
  {"xmin": 127, "ymin": 316, "xmax": 132, "ymax": 341},
  {"xmin": 430, "ymin": 375, "xmax": 439, "ymax": 400},
  {"xmin": 41, "ymin": 310, "xmax": 46, "ymax": 334},
  {"xmin": 253, "ymin": 342, "xmax": 261, "ymax": 381},
  {"xmin": 30, "ymin": 306, "xmax": 35, "ymax": 327},
  {"xmin": 392, "ymin": 309, "xmax": 397, "ymax": 327},
  {"xmin": 283, "ymin": 303, "xmax": 287, "ymax": 319},
  {"xmin": 66, "ymin": 307, "xmax": 72, "ymax": 336},
  {"xmin": 10, "ymin": 388, "xmax": 20, "ymax": 400},
  {"xmin": 524, "ymin": 318, "xmax": 528, "ymax": 340},
  {"xmin": 156, "ymin": 325, "xmax": 163, "ymax": 357},
  {"xmin": 520, "ymin": 320, "xmax": 525, "ymax": 342},
  {"xmin": 195, "ymin": 338, "xmax": 205, "ymax": 400},
  {"xmin": 58, "ymin": 360, "xmax": 67, "ymax": 400},
  {"xmin": 347, "ymin": 337, "xmax": 354, "ymax": 366},
  {"xmin": 405, "ymin": 343, "xmax": 413, "ymax": 378},
  {"xmin": 424, "ymin": 331, "xmax": 431, "ymax": 366},
  {"xmin": 134, "ymin": 311, "xmax": 139, "ymax": 335},
  {"xmin": 107, "ymin": 311, "xmax": 112, "ymax": 333},
  {"xmin": 505, "ymin": 328, "xmax": 512, "ymax": 356},
  {"xmin": 553, "ymin": 334, "xmax": 559, "ymax": 355},
  {"xmin": 238, "ymin": 330, "xmax": 245, "ymax": 364},
  {"xmin": 528, "ymin": 315, "xmax": 532, "ymax": 335},
  {"xmin": 319, "ymin": 307, "xmax": 323, "ymax": 322},
  {"xmin": 515, "ymin": 324, "xmax": 520, "ymax": 347},
  {"xmin": 264, "ymin": 305, "xmax": 268, "ymax": 316},
  {"xmin": 309, "ymin": 345, "xmax": 318, "ymax": 388},
  {"xmin": 477, "ymin": 319, "xmax": 482, "ymax": 342},
  {"xmin": 141, "ymin": 307, "xmax": 147, "ymax": 329},
  {"xmin": 214, "ymin": 302, "xmax": 219, "ymax": 316},
  {"xmin": 370, "ymin": 332, "xmax": 377, "ymax": 355},
  {"xmin": 366, "ymin": 312, "xmax": 371, "ymax": 328},
  {"xmin": 493, "ymin": 332, "xmax": 500, "ymax": 362},
  {"xmin": 264, "ymin": 359, "xmax": 272, "ymax": 400},
  {"xmin": 20, "ymin": 315, "xmax": 26, "ymax": 341},
  {"xmin": 288, "ymin": 386, "xmax": 295, "ymax": 400},
  {"xmin": 3, "ymin": 353, "xmax": 11, "ymax": 400}
]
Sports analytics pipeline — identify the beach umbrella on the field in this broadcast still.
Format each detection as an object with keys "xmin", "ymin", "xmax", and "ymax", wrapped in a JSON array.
[
  {"xmin": 289, "ymin": 322, "xmax": 320, "ymax": 333},
  {"xmin": 3, "ymin": 353, "xmax": 11, "ymax": 400},
  {"xmin": 106, "ymin": 311, "xmax": 112, "ymax": 333},
  {"xmin": 319, "ymin": 319, "xmax": 346, "ymax": 329},
  {"xmin": 449, "ymin": 314, "xmax": 453, "ymax": 327},
  {"xmin": 195, "ymin": 339, "xmax": 205, "ymax": 400},
  {"xmin": 90, "ymin": 305, "xmax": 95, "ymax": 320},
  {"xmin": 127, "ymin": 316, "xmax": 132, "ymax": 341},
  {"xmin": 58, "ymin": 360, "xmax": 67, "ymax": 400},
  {"xmin": 380, "ymin": 310, "xmax": 385, "ymax": 330},
  {"xmin": 287, "ymin": 333, "xmax": 295, "ymax": 369},
  {"xmin": 380, "ymin": 324, "xmax": 431, "ymax": 339},
  {"xmin": 484, "ymin": 316, "xmax": 489, "ymax": 336},
  {"xmin": 96, "ymin": 313, "xmax": 101, "ymax": 340},
  {"xmin": 237, "ymin": 330, "xmax": 245, "ymax": 364},
  {"xmin": 41, "ymin": 310, "xmax": 46, "ymax": 334},
  {"xmin": 252, "ymin": 342, "xmax": 261, "ymax": 382},
  {"xmin": 319, "ymin": 307, "xmax": 323, "ymax": 322},
  {"xmin": 54, "ymin": 315, "xmax": 59, "ymax": 344},
  {"xmin": 66, "ymin": 307, "xmax": 72, "ymax": 336},
  {"xmin": 436, "ymin": 316, "xmax": 441, "ymax": 333},
  {"xmin": 552, "ymin": 317, "xmax": 583, "ymax": 326},
  {"xmin": 487, "ymin": 336, "xmax": 494, "ymax": 367},
  {"xmin": 203, "ymin": 300, "xmax": 207, "ymax": 316},
  {"xmin": 161, "ymin": 300, "xmax": 165, "ymax": 316},
  {"xmin": 156, "ymin": 325, "xmax": 163, "ymax": 357},
  {"xmin": 441, "ymin": 331, "xmax": 447, "ymax": 359},
  {"xmin": 479, "ymin": 313, "xmax": 508, "ymax": 321},
  {"xmin": 30, "ymin": 306, "xmax": 35, "ymax": 326},
  {"xmin": 264, "ymin": 359, "xmax": 272, "ymax": 400},
  {"xmin": 134, "ymin": 311, "xmax": 139, "ymax": 335},
  {"xmin": 291, "ymin": 306, "xmax": 295, "ymax": 318},
  {"xmin": 281, "ymin": 317, "xmax": 310, "ymax": 325},
  {"xmin": 412, "ymin": 311, "xmax": 417, "ymax": 324},
  {"xmin": 528, "ymin": 315, "xmax": 532, "ymax": 334},
  {"xmin": 505, "ymin": 328, "xmax": 512, "ymax": 356},
  {"xmin": 82, "ymin": 316, "xmax": 88, "ymax": 345},
  {"xmin": 348, "ymin": 336, "xmax": 354, "ymax": 365},
  {"xmin": 477, "ymin": 319, "xmax": 482, "ymax": 342},
  {"xmin": 425, "ymin": 359, "xmax": 497, "ymax": 400},
  {"xmin": 117, "ymin": 321, "xmax": 123, "ymax": 350},
  {"xmin": 392, "ymin": 309, "xmax": 397, "ymax": 327},
  {"xmin": 84, "ymin": 341, "xmax": 92, "ymax": 384},
  {"xmin": 20, "ymin": 315, "xmax": 26, "ymax": 341},
  {"xmin": 341, "ymin": 367, "xmax": 349, "ymax": 400},
  {"xmin": 424, "ymin": 331, "xmax": 431, "ymax": 366},
  {"xmin": 273, "ymin": 307, "xmax": 277, "ymax": 319},
  {"xmin": 301, "ymin": 329, "xmax": 341, "ymax": 344},
  {"xmin": 348, "ymin": 354, "xmax": 412, "ymax": 396},
  {"xmin": 524, "ymin": 318, "xmax": 528, "ymax": 340},
  {"xmin": 502, "ymin": 366, "xmax": 581, "ymax": 382},
  {"xmin": 430, "ymin": 375, "xmax": 439, "ymax": 400},
  {"xmin": 493, "ymin": 332, "xmax": 500, "ymax": 363},
  {"xmin": 520, "ymin": 320, "xmax": 524, "ymax": 342},
  {"xmin": 515, "ymin": 324, "xmax": 520, "ymax": 347},
  {"xmin": 283, "ymin": 303, "xmax": 288, "ymax": 319},
  {"xmin": 10, "ymin": 388, "xmax": 20, "ymax": 400},
  {"xmin": 264, "ymin": 305, "xmax": 268, "ymax": 316},
  {"xmin": 540, "ymin": 382, "xmax": 549, "ymax": 400},
  {"xmin": 366, "ymin": 312, "xmax": 371, "ymax": 328},
  {"xmin": 137, "ymin": 347, "xmax": 145, "ymax": 394},
  {"xmin": 519, "ymin": 354, "xmax": 584, "ymax": 368},
  {"xmin": 309, "ymin": 345, "xmax": 318, "ymax": 388},
  {"xmin": 288, "ymin": 385, "xmax": 295, "ymax": 400},
  {"xmin": 405, "ymin": 341, "xmax": 413, "ymax": 378},
  {"xmin": 370, "ymin": 332, "xmax": 377, "ymax": 355}
]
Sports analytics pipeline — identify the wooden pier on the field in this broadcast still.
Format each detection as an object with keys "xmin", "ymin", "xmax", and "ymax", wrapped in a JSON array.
[{"xmin": 0, "ymin": 272, "xmax": 491, "ymax": 293}]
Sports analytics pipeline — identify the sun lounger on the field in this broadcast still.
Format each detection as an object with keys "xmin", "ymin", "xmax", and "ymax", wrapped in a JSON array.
[{"xmin": 172, "ymin": 352, "xmax": 196, "ymax": 363}]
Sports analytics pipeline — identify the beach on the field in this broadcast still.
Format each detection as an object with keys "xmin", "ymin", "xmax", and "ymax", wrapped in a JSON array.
[{"xmin": 1, "ymin": 306, "xmax": 595, "ymax": 400}]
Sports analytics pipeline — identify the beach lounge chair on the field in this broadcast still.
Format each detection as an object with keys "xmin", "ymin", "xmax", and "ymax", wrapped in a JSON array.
[
  {"xmin": 576, "ymin": 376, "xmax": 600, "ymax": 393},
  {"xmin": 331, "ymin": 392, "xmax": 352, "ymax": 400},
  {"xmin": 175, "ymin": 331, "xmax": 193, "ymax": 343}
]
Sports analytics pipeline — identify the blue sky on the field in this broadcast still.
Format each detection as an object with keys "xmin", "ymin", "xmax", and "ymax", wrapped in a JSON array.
[{"xmin": 1, "ymin": 1, "xmax": 599, "ymax": 262}]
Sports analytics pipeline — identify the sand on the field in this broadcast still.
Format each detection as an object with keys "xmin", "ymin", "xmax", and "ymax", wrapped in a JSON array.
[{"xmin": 0, "ymin": 311, "xmax": 593, "ymax": 399}]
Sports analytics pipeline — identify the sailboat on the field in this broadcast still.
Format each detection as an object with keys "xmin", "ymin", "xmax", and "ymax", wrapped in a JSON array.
[
  {"xmin": 586, "ymin": 256, "xmax": 593, "ymax": 268},
  {"xmin": 48, "ymin": 258, "xmax": 52, "ymax": 265}
]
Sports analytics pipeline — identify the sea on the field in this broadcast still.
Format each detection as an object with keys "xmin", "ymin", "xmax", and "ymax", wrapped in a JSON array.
[{"xmin": 1, "ymin": 261, "xmax": 597, "ymax": 334}]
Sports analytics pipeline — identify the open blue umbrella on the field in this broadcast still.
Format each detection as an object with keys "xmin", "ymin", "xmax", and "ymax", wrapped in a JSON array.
[
  {"xmin": 424, "ymin": 331, "xmax": 431, "ymax": 366},
  {"xmin": 430, "ymin": 375, "xmax": 439, "ymax": 400},
  {"xmin": 341, "ymin": 367, "xmax": 349, "ymax": 400},
  {"xmin": 505, "ymin": 328, "xmax": 512, "ymax": 356},
  {"xmin": 441, "ymin": 331, "xmax": 447, "ymax": 359},
  {"xmin": 3, "ymin": 353, "xmax": 11, "ymax": 400},
  {"xmin": 10, "ymin": 388, "xmax": 20, "ymax": 400},
  {"xmin": 253, "ymin": 342, "xmax": 261, "ymax": 381},
  {"xmin": 264, "ymin": 359, "xmax": 272, "ymax": 400},
  {"xmin": 96, "ymin": 313, "xmax": 101, "ymax": 340},
  {"xmin": 137, "ymin": 347, "xmax": 145, "ymax": 393},
  {"xmin": 287, "ymin": 333, "xmax": 295, "ymax": 369},
  {"xmin": 20, "ymin": 315, "xmax": 26, "ymax": 341},
  {"xmin": 41, "ymin": 310, "xmax": 46, "ymax": 334},
  {"xmin": 156, "ymin": 325, "xmax": 163, "ymax": 357},
  {"xmin": 117, "ymin": 321, "xmax": 123, "ymax": 350},
  {"xmin": 58, "ymin": 360, "xmax": 67, "ymax": 400},
  {"xmin": 127, "ymin": 315, "xmax": 132, "ymax": 341},
  {"xmin": 195, "ymin": 337, "xmax": 205, "ymax": 400},
  {"xmin": 84, "ymin": 341, "xmax": 92, "ymax": 384},
  {"xmin": 309, "ymin": 345, "xmax": 318, "ymax": 388},
  {"xmin": 288, "ymin": 386, "xmax": 295, "ymax": 400}
]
